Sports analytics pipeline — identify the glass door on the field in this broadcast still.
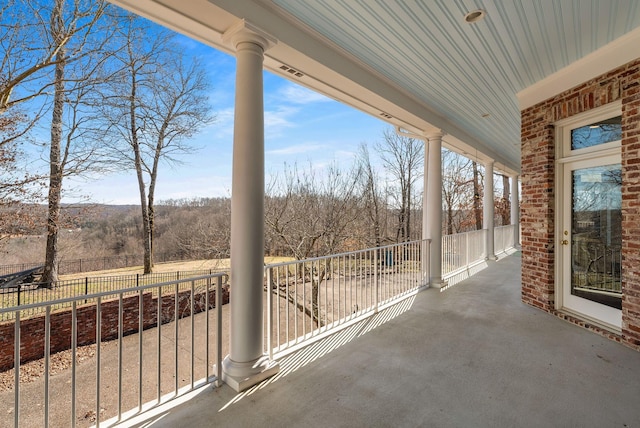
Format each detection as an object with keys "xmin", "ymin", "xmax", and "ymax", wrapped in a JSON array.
[{"xmin": 561, "ymin": 157, "xmax": 622, "ymax": 328}]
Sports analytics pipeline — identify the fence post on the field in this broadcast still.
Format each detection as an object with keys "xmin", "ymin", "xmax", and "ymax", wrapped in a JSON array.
[
  {"xmin": 136, "ymin": 273, "xmax": 139, "ymax": 288},
  {"xmin": 85, "ymin": 277, "xmax": 89, "ymax": 304},
  {"xmin": 17, "ymin": 285, "xmax": 21, "ymax": 307}
]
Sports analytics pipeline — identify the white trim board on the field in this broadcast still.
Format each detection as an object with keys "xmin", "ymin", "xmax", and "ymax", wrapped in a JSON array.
[{"xmin": 517, "ymin": 27, "xmax": 640, "ymax": 111}]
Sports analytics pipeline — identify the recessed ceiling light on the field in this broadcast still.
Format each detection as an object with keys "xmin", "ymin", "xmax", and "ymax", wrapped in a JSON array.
[{"xmin": 464, "ymin": 9, "xmax": 486, "ymax": 23}]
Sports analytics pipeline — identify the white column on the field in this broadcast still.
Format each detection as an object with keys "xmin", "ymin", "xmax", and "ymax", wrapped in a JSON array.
[
  {"xmin": 426, "ymin": 131, "xmax": 444, "ymax": 287},
  {"xmin": 222, "ymin": 21, "xmax": 278, "ymax": 392},
  {"xmin": 510, "ymin": 174, "xmax": 520, "ymax": 247},
  {"xmin": 484, "ymin": 160, "xmax": 496, "ymax": 260},
  {"xmin": 421, "ymin": 140, "xmax": 429, "ymax": 286}
]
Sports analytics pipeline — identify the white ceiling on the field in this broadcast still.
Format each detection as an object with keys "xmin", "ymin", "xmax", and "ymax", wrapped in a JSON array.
[{"xmin": 111, "ymin": 0, "xmax": 640, "ymax": 175}]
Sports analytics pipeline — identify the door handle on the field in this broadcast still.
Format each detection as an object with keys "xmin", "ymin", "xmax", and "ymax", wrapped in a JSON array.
[{"xmin": 561, "ymin": 239, "xmax": 569, "ymax": 246}]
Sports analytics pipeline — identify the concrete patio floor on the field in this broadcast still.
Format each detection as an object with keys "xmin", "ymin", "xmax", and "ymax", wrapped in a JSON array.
[{"xmin": 120, "ymin": 253, "xmax": 640, "ymax": 427}]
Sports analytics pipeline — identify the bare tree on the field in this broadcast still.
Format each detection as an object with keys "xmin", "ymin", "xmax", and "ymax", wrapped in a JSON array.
[
  {"xmin": 472, "ymin": 161, "xmax": 483, "ymax": 230},
  {"xmin": 0, "ymin": 111, "xmax": 41, "ymax": 244},
  {"xmin": 163, "ymin": 197, "xmax": 231, "ymax": 262},
  {"xmin": 355, "ymin": 143, "xmax": 389, "ymax": 247},
  {"xmin": 266, "ymin": 162, "xmax": 362, "ymax": 259},
  {"xmin": 497, "ymin": 174, "xmax": 510, "ymax": 226},
  {"xmin": 1, "ymin": 0, "xmax": 106, "ymax": 254},
  {"xmin": 101, "ymin": 18, "xmax": 213, "ymax": 273},
  {"xmin": 40, "ymin": 0, "xmax": 113, "ymax": 285},
  {"xmin": 375, "ymin": 128, "xmax": 423, "ymax": 242},
  {"xmin": 0, "ymin": 0, "xmax": 105, "ymax": 112},
  {"xmin": 265, "ymin": 161, "xmax": 363, "ymax": 323},
  {"xmin": 441, "ymin": 149, "xmax": 476, "ymax": 234}
]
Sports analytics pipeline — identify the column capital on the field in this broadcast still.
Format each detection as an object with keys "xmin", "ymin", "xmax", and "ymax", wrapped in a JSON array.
[
  {"xmin": 223, "ymin": 19, "xmax": 277, "ymax": 51},
  {"xmin": 424, "ymin": 129, "xmax": 444, "ymax": 141},
  {"xmin": 484, "ymin": 158, "xmax": 495, "ymax": 167}
]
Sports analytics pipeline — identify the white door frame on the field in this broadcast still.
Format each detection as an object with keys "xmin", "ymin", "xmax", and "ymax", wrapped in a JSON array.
[{"xmin": 554, "ymin": 102, "xmax": 622, "ymax": 332}]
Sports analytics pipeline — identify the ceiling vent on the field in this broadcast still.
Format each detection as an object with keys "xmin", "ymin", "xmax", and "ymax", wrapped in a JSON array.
[{"xmin": 279, "ymin": 65, "xmax": 304, "ymax": 78}]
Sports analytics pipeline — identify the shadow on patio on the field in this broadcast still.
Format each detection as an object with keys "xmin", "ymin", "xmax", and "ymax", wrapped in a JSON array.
[{"xmin": 120, "ymin": 253, "xmax": 640, "ymax": 427}]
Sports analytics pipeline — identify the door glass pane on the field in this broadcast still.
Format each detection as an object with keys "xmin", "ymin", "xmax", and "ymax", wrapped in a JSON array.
[
  {"xmin": 571, "ymin": 164, "xmax": 622, "ymax": 309},
  {"xmin": 571, "ymin": 116, "xmax": 621, "ymax": 150}
]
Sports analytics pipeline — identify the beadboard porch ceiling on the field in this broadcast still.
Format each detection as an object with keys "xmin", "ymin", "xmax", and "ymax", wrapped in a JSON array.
[{"xmin": 109, "ymin": 0, "xmax": 640, "ymax": 176}]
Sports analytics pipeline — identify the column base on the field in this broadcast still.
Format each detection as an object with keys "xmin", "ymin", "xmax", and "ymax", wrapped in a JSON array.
[
  {"xmin": 221, "ymin": 354, "xmax": 280, "ymax": 392},
  {"xmin": 487, "ymin": 254, "xmax": 498, "ymax": 261},
  {"xmin": 430, "ymin": 278, "xmax": 447, "ymax": 289}
]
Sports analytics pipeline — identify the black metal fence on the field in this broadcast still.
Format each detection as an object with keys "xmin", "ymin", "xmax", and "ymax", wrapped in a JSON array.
[
  {"xmin": 0, "ymin": 268, "xmax": 228, "ymax": 321},
  {"xmin": 0, "ymin": 252, "xmax": 190, "ymax": 277}
]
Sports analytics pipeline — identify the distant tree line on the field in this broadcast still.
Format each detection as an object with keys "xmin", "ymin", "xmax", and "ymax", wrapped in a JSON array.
[{"xmin": 2, "ymin": 134, "xmax": 514, "ymax": 268}]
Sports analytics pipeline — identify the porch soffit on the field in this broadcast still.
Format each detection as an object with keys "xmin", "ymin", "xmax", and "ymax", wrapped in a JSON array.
[{"xmin": 108, "ymin": 0, "xmax": 640, "ymax": 177}]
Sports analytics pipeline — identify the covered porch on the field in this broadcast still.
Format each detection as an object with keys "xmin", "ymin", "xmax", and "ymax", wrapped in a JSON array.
[
  {"xmin": 117, "ymin": 253, "xmax": 640, "ymax": 427},
  {"xmin": 90, "ymin": 0, "xmax": 640, "ymax": 421}
]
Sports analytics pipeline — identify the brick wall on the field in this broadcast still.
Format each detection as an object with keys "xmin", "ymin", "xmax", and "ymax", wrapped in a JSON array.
[
  {"xmin": 0, "ymin": 286, "xmax": 230, "ymax": 372},
  {"xmin": 521, "ymin": 57, "xmax": 640, "ymax": 349}
]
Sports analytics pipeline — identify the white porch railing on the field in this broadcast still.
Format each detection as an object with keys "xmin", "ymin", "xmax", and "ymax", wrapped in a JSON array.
[
  {"xmin": 494, "ymin": 224, "xmax": 517, "ymax": 255},
  {"xmin": 265, "ymin": 239, "xmax": 429, "ymax": 357},
  {"xmin": 442, "ymin": 229, "xmax": 487, "ymax": 278},
  {"xmin": 1, "ymin": 241, "xmax": 430, "ymax": 428},
  {"xmin": 1, "ymin": 273, "xmax": 226, "ymax": 428},
  {"xmin": 0, "ymin": 233, "xmax": 526, "ymax": 427}
]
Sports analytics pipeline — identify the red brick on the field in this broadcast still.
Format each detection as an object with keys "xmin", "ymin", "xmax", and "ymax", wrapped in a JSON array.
[{"xmin": 521, "ymin": 57, "xmax": 640, "ymax": 351}]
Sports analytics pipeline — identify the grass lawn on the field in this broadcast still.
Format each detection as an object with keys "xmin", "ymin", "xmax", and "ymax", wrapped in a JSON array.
[{"xmin": 0, "ymin": 257, "xmax": 295, "ymax": 319}]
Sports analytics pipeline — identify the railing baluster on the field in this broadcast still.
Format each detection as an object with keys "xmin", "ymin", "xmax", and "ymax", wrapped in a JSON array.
[
  {"xmin": 216, "ymin": 276, "xmax": 222, "ymax": 388},
  {"xmin": 71, "ymin": 302, "xmax": 77, "ymax": 428},
  {"xmin": 275, "ymin": 268, "xmax": 281, "ymax": 350},
  {"xmin": 294, "ymin": 263, "xmax": 298, "ymax": 343},
  {"xmin": 191, "ymin": 280, "xmax": 195, "ymax": 390},
  {"xmin": 374, "ymin": 249, "xmax": 379, "ymax": 313},
  {"xmin": 157, "ymin": 286, "xmax": 162, "ymax": 403},
  {"xmin": 96, "ymin": 297, "xmax": 101, "ymax": 428},
  {"xmin": 302, "ymin": 261, "xmax": 306, "ymax": 338},
  {"xmin": 118, "ymin": 293, "xmax": 123, "ymax": 421},
  {"xmin": 138, "ymin": 290, "xmax": 143, "ymax": 411},
  {"xmin": 286, "ymin": 266, "xmax": 290, "ymax": 345},
  {"xmin": 14, "ymin": 311, "xmax": 20, "ymax": 428},
  {"xmin": 267, "ymin": 268, "xmax": 274, "ymax": 360},
  {"xmin": 324, "ymin": 258, "xmax": 328, "ymax": 332},
  {"xmin": 342, "ymin": 255, "xmax": 346, "ymax": 319},
  {"xmin": 206, "ymin": 277, "xmax": 210, "ymax": 382},
  {"xmin": 44, "ymin": 306, "xmax": 50, "ymax": 428},
  {"xmin": 174, "ymin": 282, "xmax": 179, "ymax": 395}
]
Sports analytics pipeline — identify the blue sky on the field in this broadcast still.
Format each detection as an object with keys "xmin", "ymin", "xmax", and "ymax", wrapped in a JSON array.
[{"xmin": 66, "ymin": 32, "xmax": 388, "ymax": 205}]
